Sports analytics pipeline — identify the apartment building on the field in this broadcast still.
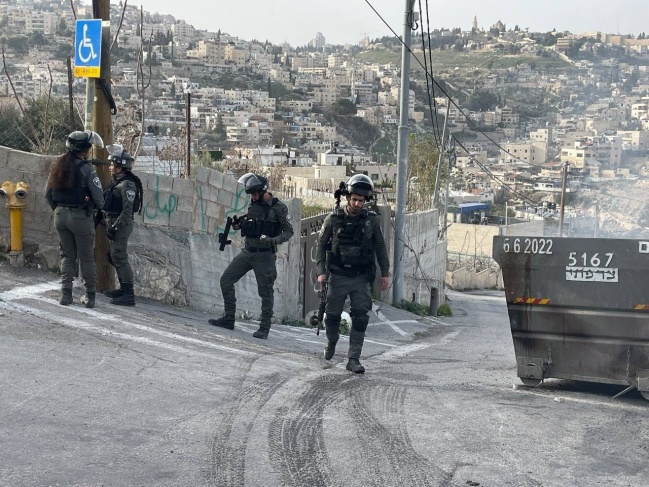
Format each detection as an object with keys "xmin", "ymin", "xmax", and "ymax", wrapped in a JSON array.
[
  {"xmin": 500, "ymin": 140, "xmax": 547, "ymax": 165},
  {"xmin": 616, "ymin": 130, "xmax": 649, "ymax": 149},
  {"xmin": 280, "ymin": 100, "xmax": 313, "ymax": 112},
  {"xmin": 560, "ymin": 135, "xmax": 623, "ymax": 169},
  {"xmin": 224, "ymin": 44, "xmax": 249, "ymax": 66}
]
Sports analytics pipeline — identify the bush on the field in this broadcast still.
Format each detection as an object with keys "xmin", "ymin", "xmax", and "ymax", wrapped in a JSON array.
[
  {"xmin": 397, "ymin": 300, "xmax": 430, "ymax": 316},
  {"xmin": 437, "ymin": 303, "xmax": 452, "ymax": 317},
  {"xmin": 339, "ymin": 318, "xmax": 350, "ymax": 336}
]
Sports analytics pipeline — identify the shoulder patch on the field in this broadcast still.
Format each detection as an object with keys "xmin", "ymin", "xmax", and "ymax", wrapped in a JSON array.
[
  {"xmin": 93, "ymin": 176, "xmax": 101, "ymax": 188},
  {"xmin": 126, "ymin": 189, "xmax": 136, "ymax": 203}
]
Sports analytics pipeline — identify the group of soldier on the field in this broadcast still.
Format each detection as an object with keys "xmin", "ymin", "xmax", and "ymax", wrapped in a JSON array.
[
  {"xmin": 209, "ymin": 172, "xmax": 390, "ymax": 374},
  {"xmin": 46, "ymin": 131, "xmax": 391, "ymax": 373},
  {"xmin": 45, "ymin": 130, "xmax": 142, "ymax": 309}
]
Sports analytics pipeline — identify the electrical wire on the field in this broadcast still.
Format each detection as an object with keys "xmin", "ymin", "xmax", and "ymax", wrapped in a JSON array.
[
  {"xmin": 423, "ymin": 0, "xmax": 444, "ymax": 145},
  {"xmin": 362, "ymin": 0, "xmax": 536, "ymax": 166},
  {"xmin": 452, "ymin": 135, "xmax": 538, "ymax": 205},
  {"xmin": 416, "ymin": 0, "xmax": 442, "ymax": 149}
]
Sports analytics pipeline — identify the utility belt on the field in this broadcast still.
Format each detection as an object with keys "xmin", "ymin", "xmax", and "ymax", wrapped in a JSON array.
[
  {"xmin": 330, "ymin": 267, "xmax": 367, "ymax": 278},
  {"xmin": 57, "ymin": 204, "xmax": 82, "ymax": 208},
  {"xmin": 245, "ymin": 245, "xmax": 273, "ymax": 253}
]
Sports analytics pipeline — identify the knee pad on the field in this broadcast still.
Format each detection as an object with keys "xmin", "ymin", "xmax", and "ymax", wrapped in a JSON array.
[{"xmin": 350, "ymin": 308, "xmax": 370, "ymax": 332}]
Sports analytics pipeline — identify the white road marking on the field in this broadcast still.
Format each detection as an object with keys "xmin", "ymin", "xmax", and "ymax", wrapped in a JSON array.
[
  {"xmin": 437, "ymin": 330, "xmax": 460, "ymax": 345},
  {"xmin": 2, "ymin": 282, "xmax": 412, "ymax": 356},
  {"xmin": 0, "ymin": 293, "xmax": 254, "ymax": 358},
  {"xmin": 377, "ymin": 343, "xmax": 432, "ymax": 360},
  {"xmin": 0, "ymin": 280, "xmax": 59, "ymax": 300}
]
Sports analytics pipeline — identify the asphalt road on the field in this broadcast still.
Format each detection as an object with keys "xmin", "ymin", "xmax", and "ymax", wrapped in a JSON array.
[{"xmin": 0, "ymin": 264, "xmax": 647, "ymax": 487}]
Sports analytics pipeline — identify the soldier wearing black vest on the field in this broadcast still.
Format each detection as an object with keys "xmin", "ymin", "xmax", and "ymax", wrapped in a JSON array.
[
  {"xmin": 102, "ymin": 145, "xmax": 143, "ymax": 306},
  {"xmin": 316, "ymin": 174, "xmax": 390, "ymax": 373},
  {"xmin": 45, "ymin": 130, "xmax": 105, "ymax": 308},
  {"xmin": 209, "ymin": 173, "xmax": 294, "ymax": 339}
]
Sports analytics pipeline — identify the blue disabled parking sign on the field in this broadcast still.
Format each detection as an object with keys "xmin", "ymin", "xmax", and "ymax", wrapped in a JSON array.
[{"xmin": 74, "ymin": 19, "xmax": 102, "ymax": 78}]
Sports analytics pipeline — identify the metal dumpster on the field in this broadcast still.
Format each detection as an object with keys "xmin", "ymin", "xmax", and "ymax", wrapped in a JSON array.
[{"xmin": 493, "ymin": 235, "xmax": 649, "ymax": 400}]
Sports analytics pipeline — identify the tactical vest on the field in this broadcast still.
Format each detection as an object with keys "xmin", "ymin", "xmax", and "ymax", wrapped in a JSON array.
[
  {"xmin": 51, "ymin": 160, "xmax": 90, "ymax": 207},
  {"xmin": 240, "ymin": 198, "xmax": 282, "ymax": 238},
  {"xmin": 103, "ymin": 172, "xmax": 141, "ymax": 215},
  {"xmin": 328, "ymin": 209, "xmax": 374, "ymax": 273}
]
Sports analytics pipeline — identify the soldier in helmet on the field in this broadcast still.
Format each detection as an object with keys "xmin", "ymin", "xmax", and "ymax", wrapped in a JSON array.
[
  {"xmin": 45, "ymin": 130, "xmax": 105, "ymax": 308},
  {"xmin": 101, "ymin": 144, "xmax": 143, "ymax": 306},
  {"xmin": 315, "ymin": 174, "xmax": 390, "ymax": 373},
  {"xmin": 208, "ymin": 173, "xmax": 294, "ymax": 339}
]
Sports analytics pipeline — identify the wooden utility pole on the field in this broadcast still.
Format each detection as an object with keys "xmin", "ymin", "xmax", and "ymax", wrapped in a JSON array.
[
  {"xmin": 66, "ymin": 57, "xmax": 75, "ymax": 131},
  {"xmin": 93, "ymin": 0, "xmax": 115, "ymax": 291}
]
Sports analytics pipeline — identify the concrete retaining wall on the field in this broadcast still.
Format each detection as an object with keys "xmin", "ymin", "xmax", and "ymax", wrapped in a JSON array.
[
  {"xmin": 0, "ymin": 146, "xmax": 302, "ymax": 322},
  {"xmin": 0, "ymin": 145, "xmax": 447, "ymax": 319},
  {"xmin": 384, "ymin": 208, "xmax": 447, "ymax": 309}
]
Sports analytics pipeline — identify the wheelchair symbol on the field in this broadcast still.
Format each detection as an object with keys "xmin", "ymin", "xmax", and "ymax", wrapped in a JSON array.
[{"xmin": 78, "ymin": 24, "xmax": 98, "ymax": 63}]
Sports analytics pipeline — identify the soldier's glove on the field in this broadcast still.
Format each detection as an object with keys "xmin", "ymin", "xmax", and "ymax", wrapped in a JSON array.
[
  {"xmin": 106, "ymin": 226, "xmax": 117, "ymax": 241},
  {"xmin": 232, "ymin": 215, "xmax": 242, "ymax": 230}
]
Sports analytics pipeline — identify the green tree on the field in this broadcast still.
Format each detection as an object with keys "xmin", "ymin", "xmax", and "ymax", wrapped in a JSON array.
[
  {"xmin": 0, "ymin": 104, "xmax": 30, "ymax": 151},
  {"xmin": 214, "ymin": 114, "xmax": 226, "ymax": 142},
  {"xmin": 467, "ymin": 89, "xmax": 498, "ymax": 111},
  {"xmin": 19, "ymin": 96, "xmax": 82, "ymax": 154},
  {"xmin": 29, "ymin": 32, "xmax": 46, "ymax": 47},
  {"xmin": 407, "ymin": 133, "xmax": 442, "ymax": 211},
  {"xmin": 334, "ymin": 98, "xmax": 357, "ymax": 116},
  {"xmin": 6, "ymin": 35, "xmax": 30, "ymax": 54},
  {"xmin": 56, "ymin": 18, "xmax": 69, "ymax": 36}
]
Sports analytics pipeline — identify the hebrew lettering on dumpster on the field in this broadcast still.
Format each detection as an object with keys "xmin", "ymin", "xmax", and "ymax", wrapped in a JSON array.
[{"xmin": 565, "ymin": 251, "xmax": 618, "ymax": 282}]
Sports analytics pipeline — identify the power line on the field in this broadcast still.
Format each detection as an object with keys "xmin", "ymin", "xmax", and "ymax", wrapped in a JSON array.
[
  {"xmin": 362, "ymin": 0, "xmax": 537, "ymax": 166},
  {"xmin": 452, "ymin": 136, "xmax": 537, "ymax": 205}
]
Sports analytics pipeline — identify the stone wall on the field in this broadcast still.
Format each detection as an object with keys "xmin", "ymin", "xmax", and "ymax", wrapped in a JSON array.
[
  {"xmin": 384, "ymin": 208, "xmax": 447, "ymax": 309},
  {"xmin": 0, "ymin": 146, "xmax": 302, "ymax": 322}
]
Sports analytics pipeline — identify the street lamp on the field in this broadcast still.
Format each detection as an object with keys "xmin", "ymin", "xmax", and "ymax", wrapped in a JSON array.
[{"xmin": 182, "ymin": 82, "xmax": 192, "ymax": 177}]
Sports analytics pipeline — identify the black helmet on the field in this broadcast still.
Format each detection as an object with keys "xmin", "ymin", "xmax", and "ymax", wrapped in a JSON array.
[
  {"xmin": 242, "ymin": 174, "xmax": 268, "ymax": 194},
  {"xmin": 346, "ymin": 174, "xmax": 373, "ymax": 200},
  {"xmin": 66, "ymin": 130, "xmax": 104, "ymax": 152},
  {"xmin": 106, "ymin": 144, "xmax": 134, "ymax": 169},
  {"xmin": 237, "ymin": 172, "xmax": 256, "ymax": 186}
]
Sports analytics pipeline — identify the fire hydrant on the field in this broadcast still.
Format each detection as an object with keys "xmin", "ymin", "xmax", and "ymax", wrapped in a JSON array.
[{"xmin": 0, "ymin": 181, "xmax": 30, "ymax": 266}]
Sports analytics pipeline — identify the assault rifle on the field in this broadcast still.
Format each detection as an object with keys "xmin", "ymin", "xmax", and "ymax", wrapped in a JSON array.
[
  {"xmin": 333, "ymin": 181, "xmax": 346, "ymax": 210},
  {"xmin": 218, "ymin": 216, "xmax": 234, "ymax": 251},
  {"xmin": 309, "ymin": 280, "xmax": 328, "ymax": 335}
]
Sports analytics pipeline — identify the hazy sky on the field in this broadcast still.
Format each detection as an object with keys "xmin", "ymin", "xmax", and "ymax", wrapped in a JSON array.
[{"xmin": 128, "ymin": 0, "xmax": 649, "ymax": 46}]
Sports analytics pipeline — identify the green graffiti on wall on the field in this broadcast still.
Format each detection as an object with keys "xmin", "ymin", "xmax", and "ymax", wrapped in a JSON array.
[{"xmin": 144, "ymin": 176, "xmax": 178, "ymax": 220}]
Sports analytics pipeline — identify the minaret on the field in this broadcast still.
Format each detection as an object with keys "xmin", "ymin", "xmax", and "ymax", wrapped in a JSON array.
[{"xmin": 472, "ymin": 15, "xmax": 478, "ymax": 31}]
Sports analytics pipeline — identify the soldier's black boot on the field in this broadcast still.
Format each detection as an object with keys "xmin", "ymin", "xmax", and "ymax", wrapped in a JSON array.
[
  {"xmin": 346, "ymin": 358, "xmax": 365, "ymax": 374},
  {"xmin": 253, "ymin": 326, "xmax": 270, "ymax": 339},
  {"xmin": 59, "ymin": 288, "xmax": 73, "ymax": 306},
  {"xmin": 104, "ymin": 280, "xmax": 123, "ymax": 298},
  {"xmin": 346, "ymin": 313, "xmax": 368, "ymax": 374},
  {"xmin": 80, "ymin": 292, "xmax": 95, "ymax": 309},
  {"xmin": 324, "ymin": 342, "xmax": 336, "ymax": 360},
  {"xmin": 323, "ymin": 317, "xmax": 341, "ymax": 360},
  {"xmin": 111, "ymin": 283, "xmax": 135, "ymax": 306},
  {"xmin": 208, "ymin": 315, "xmax": 235, "ymax": 330}
]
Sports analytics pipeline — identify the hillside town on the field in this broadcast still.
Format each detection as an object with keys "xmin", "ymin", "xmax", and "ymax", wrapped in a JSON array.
[{"xmin": 2, "ymin": 0, "xmax": 649, "ymax": 236}]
